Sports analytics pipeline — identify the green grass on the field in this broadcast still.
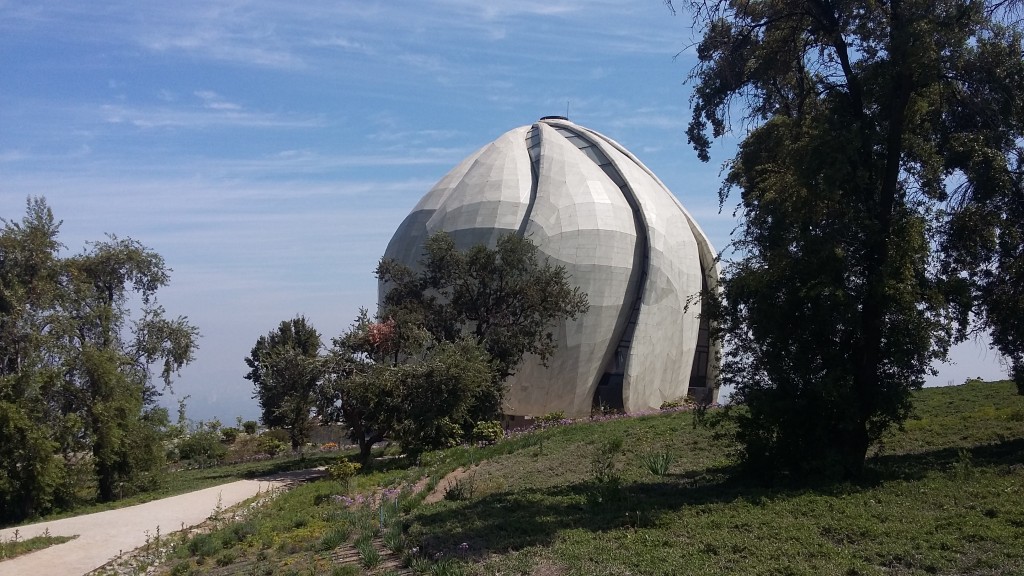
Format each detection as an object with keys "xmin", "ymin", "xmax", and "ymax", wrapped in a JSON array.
[
  {"xmin": 0, "ymin": 533, "xmax": 77, "ymax": 560},
  {"xmin": 154, "ymin": 380, "xmax": 1024, "ymax": 575}
]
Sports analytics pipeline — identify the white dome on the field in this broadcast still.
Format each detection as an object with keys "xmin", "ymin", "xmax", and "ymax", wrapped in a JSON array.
[{"xmin": 382, "ymin": 117, "xmax": 719, "ymax": 417}]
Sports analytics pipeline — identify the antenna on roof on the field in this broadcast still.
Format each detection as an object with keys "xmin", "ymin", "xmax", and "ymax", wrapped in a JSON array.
[{"xmin": 566, "ymin": 100, "xmax": 570, "ymax": 120}]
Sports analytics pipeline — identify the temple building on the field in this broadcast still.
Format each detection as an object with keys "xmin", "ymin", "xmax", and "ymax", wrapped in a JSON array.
[{"xmin": 382, "ymin": 116, "xmax": 720, "ymax": 417}]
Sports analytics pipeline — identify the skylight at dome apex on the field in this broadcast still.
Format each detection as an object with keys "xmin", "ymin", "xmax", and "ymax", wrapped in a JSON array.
[{"xmin": 382, "ymin": 116, "xmax": 721, "ymax": 418}]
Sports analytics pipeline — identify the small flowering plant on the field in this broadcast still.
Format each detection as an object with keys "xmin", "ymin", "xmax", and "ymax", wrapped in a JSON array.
[{"xmin": 327, "ymin": 460, "xmax": 361, "ymax": 481}]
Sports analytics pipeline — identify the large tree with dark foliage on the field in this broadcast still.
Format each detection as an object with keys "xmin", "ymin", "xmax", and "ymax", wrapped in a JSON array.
[
  {"xmin": 0, "ymin": 197, "xmax": 198, "ymax": 517},
  {"xmin": 672, "ymin": 0, "xmax": 1024, "ymax": 477},
  {"xmin": 244, "ymin": 316, "xmax": 322, "ymax": 450}
]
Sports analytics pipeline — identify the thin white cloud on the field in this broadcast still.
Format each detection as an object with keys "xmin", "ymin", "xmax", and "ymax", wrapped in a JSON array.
[
  {"xmin": 396, "ymin": 53, "xmax": 448, "ymax": 74},
  {"xmin": 309, "ymin": 35, "xmax": 373, "ymax": 54},
  {"xmin": 194, "ymin": 90, "xmax": 242, "ymax": 111},
  {"xmin": 99, "ymin": 103, "xmax": 323, "ymax": 129},
  {"xmin": 433, "ymin": 0, "xmax": 585, "ymax": 19},
  {"xmin": 367, "ymin": 128, "xmax": 462, "ymax": 144},
  {"xmin": 143, "ymin": 30, "xmax": 305, "ymax": 69}
]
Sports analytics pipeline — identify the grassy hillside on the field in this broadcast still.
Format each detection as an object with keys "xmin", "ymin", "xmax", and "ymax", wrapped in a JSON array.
[{"xmin": 152, "ymin": 380, "xmax": 1024, "ymax": 576}]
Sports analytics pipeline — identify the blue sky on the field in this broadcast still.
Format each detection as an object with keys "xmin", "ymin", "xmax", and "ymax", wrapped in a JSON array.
[{"xmin": 1, "ymin": 1, "xmax": 1007, "ymax": 423}]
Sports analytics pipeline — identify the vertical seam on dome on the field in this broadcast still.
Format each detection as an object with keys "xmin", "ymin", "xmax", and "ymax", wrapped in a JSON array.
[
  {"xmin": 548, "ymin": 123, "xmax": 651, "ymax": 410},
  {"xmin": 517, "ymin": 124, "xmax": 542, "ymax": 238}
]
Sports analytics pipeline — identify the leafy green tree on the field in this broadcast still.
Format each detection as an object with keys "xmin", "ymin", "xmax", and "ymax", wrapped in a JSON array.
[
  {"xmin": 0, "ymin": 400, "xmax": 62, "ymax": 523},
  {"xmin": 387, "ymin": 338, "xmax": 494, "ymax": 458},
  {"xmin": 377, "ymin": 232, "xmax": 589, "ymax": 418},
  {"xmin": 244, "ymin": 316, "xmax": 322, "ymax": 450},
  {"xmin": 323, "ymin": 311, "xmax": 493, "ymax": 462},
  {"xmin": 321, "ymin": 310, "xmax": 395, "ymax": 462},
  {"xmin": 0, "ymin": 197, "xmax": 199, "ymax": 511},
  {"xmin": 324, "ymin": 234, "xmax": 586, "ymax": 461},
  {"xmin": 944, "ymin": 168, "xmax": 1024, "ymax": 394},
  {"xmin": 0, "ymin": 198, "xmax": 68, "ymax": 520},
  {"xmin": 674, "ymin": 0, "xmax": 1024, "ymax": 476},
  {"xmin": 63, "ymin": 235, "xmax": 199, "ymax": 501}
]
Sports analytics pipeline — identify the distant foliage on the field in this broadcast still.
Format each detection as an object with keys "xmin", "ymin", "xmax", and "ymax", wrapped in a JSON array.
[
  {"xmin": 256, "ymin": 435, "xmax": 288, "ymax": 457},
  {"xmin": 220, "ymin": 427, "xmax": 240, "ymax": 444},
  {"xmin": 177, "ymin": 430, "xmax": 228, "ymax": 464}
]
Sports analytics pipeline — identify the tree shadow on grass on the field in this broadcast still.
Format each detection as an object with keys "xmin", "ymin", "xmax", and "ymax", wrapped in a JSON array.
[
  {"xmin": 866, "ymin": 437, "xmax": 1024, "ymax": 482},
  {"xmin": 411, "ymin": 471, "xmax": 752, "ymax": 558},
  {"xmin": 238, "ymin": 453, "xmax": 351, "ymax": 479},
  {"xmin": 410, "ymin": 438, "xmax": 1024, "ymax": 559}
]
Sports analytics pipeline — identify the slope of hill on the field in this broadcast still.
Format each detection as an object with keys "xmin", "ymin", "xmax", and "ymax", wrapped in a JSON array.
[{"xmin": 154, "ymin": 380, "xmax": 1024, "ymax": 576}]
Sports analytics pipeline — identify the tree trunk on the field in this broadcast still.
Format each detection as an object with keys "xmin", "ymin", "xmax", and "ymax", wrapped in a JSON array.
[
  {"xmin": 358, "ymin": 436, "xmax": 375, "ymax": 463},
  {"xmin": 95, "ymin": 448, "xmax": 116, "ymax": 502},
  {"xmin": 846, "ymin": 4, "xmax": 914, "ymax": 478}
]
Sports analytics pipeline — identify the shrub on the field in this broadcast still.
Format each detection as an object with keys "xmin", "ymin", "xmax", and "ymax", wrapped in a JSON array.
[
  {"xmin": 357, "ymin": 539, "xmax": 381, "ymax": 568},
  {"xmin": 242, "ymin": 420, "xmax": 258, "ymax": 435},
  {"xmin": 589, "ymin": 436, "xmax": 624, "ymax": 504},
  {"xmin": 591, "ymin": 436, "xmax": 624, "ymax": 482},
  {"xmin": 220, "ymin": 427, "xmax": 240, "ymax": 444},
  {"xmin": 226, "ymin": 520, "xmax": 257, "ymax": 543},
  {"xmin": 536, "ymin": 411, "xmax": 566, "ymax": 425},
  {"xmin": 641, "ymin": 448, "xmax": 674, "ymax": 476},
  {"xmin": 187, "ymin": 533, "xmax": 221, "ymax": 558},
  {"xmin": 261, "ymin": 428, "xmax": 290, "ymax": 444},
  {"xmin": 317, "ymin": 525, "xmax": 351, "ymax": 551},
  {"xmin": 215, "ymin": 549, "xmax": 237, "ymax": 567},
  {"xmin": 383, "ymin": 528, "xmax": 405, "ymax": 553},
  {"xmin": 177, "ymin": 431, "xmax": 228, "ymax": 464},
  {"xmin": 444, "ymin": 473, "xmax": 476, "ymax": 501},
  {"xmin": 256, "ymin": 436, "xmax": 287, "ymax": 457},
  {"xmin": 472, "ymin": 420, "xmax": 503, "ymax": 444},
  {"xmin": 437, "ymin": 418, "xmax": 464, "ymax": 448},
  {"xmin": 327, "ymin": 460, "xmax": 362, "ymax": 482},
  {"xmin": 660, "ymin": 397, "xmax": 691, "ymax": 410}
]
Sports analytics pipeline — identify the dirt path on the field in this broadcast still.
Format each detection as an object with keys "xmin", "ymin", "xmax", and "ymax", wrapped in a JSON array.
[
  {"xmin": 0, "ymin": 468, "xmax": 324, "ymax": 576},
  {"xmin": 423, "ymin": 467, "xmax": 474, "ymax": 504}
]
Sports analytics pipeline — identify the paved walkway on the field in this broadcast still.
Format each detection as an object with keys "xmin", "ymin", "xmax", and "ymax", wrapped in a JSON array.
[{"xmin": 0, "ymin": 469, "xmax": 324, "ymax": 576}]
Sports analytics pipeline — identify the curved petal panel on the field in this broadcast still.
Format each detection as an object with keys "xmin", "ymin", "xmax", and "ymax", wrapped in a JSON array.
[
  {"xmin": 574, "ymin": 125, "xmax": 703, "ymax": 411},
  {"xmin": 511, "ymin": 122, "xmax": 639, "ymax": 416}
]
